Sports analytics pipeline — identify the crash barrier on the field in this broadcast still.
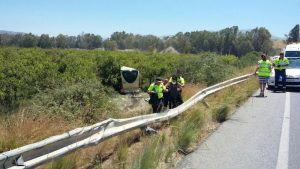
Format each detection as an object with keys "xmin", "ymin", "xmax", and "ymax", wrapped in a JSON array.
[{"xmin": 0, "ymin": 74, "xmax": 253, "ymax": 169}]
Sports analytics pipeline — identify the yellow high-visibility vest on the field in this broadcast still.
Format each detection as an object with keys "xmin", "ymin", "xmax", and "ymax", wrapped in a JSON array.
[
  {"xmin": 169, "ymin": 76, "xmax": 185, "ymax": 86},
  {"xmin": 148, "ymin": 83, "xmax": 164, "ymax": 99},
  {"xmin": 258, "ymin": 60, "xmax": 271, "ymax": 77},
  {"xmin": 273, "ymin": 57, "xmax": 289, "ymax": 70}
]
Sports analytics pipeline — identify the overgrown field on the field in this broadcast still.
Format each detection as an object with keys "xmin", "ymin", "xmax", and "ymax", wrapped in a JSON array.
[{"xmin": 0, "ymin": 47, "xmax": 259, "ymax": 163}]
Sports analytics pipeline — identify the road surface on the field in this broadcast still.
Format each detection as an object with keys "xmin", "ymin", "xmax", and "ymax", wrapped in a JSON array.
[{"xmin": 176, "ymin": 89, "xmax": 300, "ymax": 169}]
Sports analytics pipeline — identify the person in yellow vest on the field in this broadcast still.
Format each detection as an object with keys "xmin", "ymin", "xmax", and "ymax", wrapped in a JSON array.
[
  {"xmin": 168, "ymin": 74, "xmax": 184, "ymax": 105},
  {"xmin": 168, "ymin": 75, "xmax": 183, "ymax": 108},
  {"xmin": 272, "ymin": 51, "xmax": 289, "ymax": 92},
  {"xmin": 148, "ymin": 77, "xmax": 166, "ymax": 113},
  {"xmin": 169, "ymin": 71, "xmax": 185, "ymax": 87},
  {"xmin": 254, "ymin": 54, "xmax": 271, "ymax": 97}
]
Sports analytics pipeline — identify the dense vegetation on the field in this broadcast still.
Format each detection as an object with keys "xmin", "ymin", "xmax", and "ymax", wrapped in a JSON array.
[
  {"xmin": 0, "ymin": 26, "xmax": 273, "ymax": 56},
  {"xmin": 0, "ymin": 47, "xmax": 258, "ymax": 121}
]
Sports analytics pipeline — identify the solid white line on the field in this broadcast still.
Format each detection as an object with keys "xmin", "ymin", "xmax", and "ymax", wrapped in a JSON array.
[{"xmin": 276, "ymin": 92, "xmax": 290, "ymax": 169}]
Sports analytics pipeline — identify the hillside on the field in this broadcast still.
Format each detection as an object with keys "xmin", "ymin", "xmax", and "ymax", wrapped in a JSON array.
[
  {"xmin": 0, "ymin": 30, "xmax": 24, "ymax": 35},
  {"xmin": 272, "ymin": 39, "xmax": 286, "ymax": 50}
]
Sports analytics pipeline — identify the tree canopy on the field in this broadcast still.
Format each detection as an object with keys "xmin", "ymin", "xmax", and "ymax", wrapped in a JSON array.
[{"xmin": 286, "ymin": 24, "xmax": 299, "ymax": 43}]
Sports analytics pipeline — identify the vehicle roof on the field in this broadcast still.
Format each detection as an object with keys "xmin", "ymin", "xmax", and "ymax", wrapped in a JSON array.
[{"xmin": 285, "ymin": 43, "xmax": 300, "ymax": 51}]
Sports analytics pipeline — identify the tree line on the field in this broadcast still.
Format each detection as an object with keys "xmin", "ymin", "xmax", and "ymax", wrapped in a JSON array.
[
  {"xmin": 0, "ymin": 26, "xmax": 272, "ymax": 56},
  {"xmin": 0, "ymin": 25, "xmax": 298, "ymax": 56}
]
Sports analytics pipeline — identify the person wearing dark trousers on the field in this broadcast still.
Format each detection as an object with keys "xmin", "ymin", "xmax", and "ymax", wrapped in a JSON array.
[
  {"xmin": 273, "ymin": 51, "xmax": 289, "ymax": 92},
  {"xmin": 168, "ymin": 73, "xmax": 184, "ymax": 104},
  {"xmin": 169, "ymin": 80, "xmax": 183, "ymax": 109},
  {"xmin": 161, "ymin": 79, "xmax": 169, "ymax": 109},
  {"xmin": 148, "ymin": 77, "xmax": 165, "ymax": 113},
  {"xmin": 168, "ymin": 75, "xmax": 183, "ymax": 108}
]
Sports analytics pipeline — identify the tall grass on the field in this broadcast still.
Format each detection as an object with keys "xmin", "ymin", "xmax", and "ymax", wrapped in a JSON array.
[
  {"xmin": 130, "ymin": 135, "xmax": 164, "ymax": 169},
  {"xmin": 174, "ymin": 108, "xmax": 205, "ymax": 152},
  {"xmin": 46, "ymin": 154, "xmax": 77, "ymax": 169},
  {"xmin": 212, "ymin": 105, "xmax": 230, "ymax": 123},
  {"xmin": 115, "ymin": 143, "xmax": 129, "ymax": 169}
]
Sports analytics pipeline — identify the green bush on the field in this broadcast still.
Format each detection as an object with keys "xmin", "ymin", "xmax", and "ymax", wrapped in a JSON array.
[
  {"xmin": 26, "ymin": 79, "xmax": 117, "ymax": 123},
  {"xmin": 236, "ymin": 51, "xmax": 260, "ymax": 68}
]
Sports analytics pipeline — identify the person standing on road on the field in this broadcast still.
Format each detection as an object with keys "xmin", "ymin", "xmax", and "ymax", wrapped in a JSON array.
[
  {"xmin": 254, "ymin": 54, "xmax": 272, "ymax": 97},
  {"xmin": 272, "ymin": 51, "xmax": 289, "ymax": 92}
]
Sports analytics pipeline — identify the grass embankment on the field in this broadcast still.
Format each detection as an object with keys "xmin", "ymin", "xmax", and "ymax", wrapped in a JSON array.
[{"xmin": 38, "ymin": 75, "xmax": 257, "ymax": 169}]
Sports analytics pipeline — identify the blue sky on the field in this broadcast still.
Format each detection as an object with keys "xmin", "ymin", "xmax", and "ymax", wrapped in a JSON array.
[{"xmin": 0, "ymin": 0, "xmax": 298, "ymax": 38}]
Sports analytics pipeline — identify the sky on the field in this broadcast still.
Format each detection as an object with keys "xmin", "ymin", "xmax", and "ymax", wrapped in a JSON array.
[{"xmin": 0, "ymin": 0, "xmax": 298, "ymax": 38}]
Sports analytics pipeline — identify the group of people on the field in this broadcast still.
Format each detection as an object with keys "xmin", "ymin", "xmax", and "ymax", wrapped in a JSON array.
[
  {"xmin": 254, "ymin": 51, "xmax": 289, "ymax": 97},
  {"xmin": 147, "ymin": 73, "xmax": 185, "ymax": 113}
]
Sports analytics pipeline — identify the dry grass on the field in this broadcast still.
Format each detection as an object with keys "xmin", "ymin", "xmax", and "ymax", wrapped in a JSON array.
[
  {"xmin": 182, "ymin": 83, "xmax": 205, "ymax": 100},
  {"xmin": 0, "ymin": 112, "xmax": 75, "ymax": 153}
]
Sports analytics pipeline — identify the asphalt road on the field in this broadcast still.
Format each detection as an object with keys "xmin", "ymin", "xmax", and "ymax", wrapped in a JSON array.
[{"xmin": 176, "ymin": 89, "xmax": 300, "ymax": 169}]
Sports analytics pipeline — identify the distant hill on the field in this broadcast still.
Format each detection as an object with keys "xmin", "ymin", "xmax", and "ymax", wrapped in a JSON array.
[
  {"xmin": 160, "ymin": 46, "xmax": 180, "ymax": 54},
  {"xmin": 272, "ymin": 39, "xmax": 286, "ymax": 50},
  {"xmin": 271, "ymin": 35, "xmax": 285, "ymax": 40},
  {"xmin": 0, "ymin": 30, "xmax": 24, "ymax": 35}
]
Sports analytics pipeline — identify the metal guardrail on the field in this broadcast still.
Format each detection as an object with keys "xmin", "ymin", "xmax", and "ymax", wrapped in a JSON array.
[{"xmin": 0, "ymin": 74, "xmax": 253, "ymax": 169}]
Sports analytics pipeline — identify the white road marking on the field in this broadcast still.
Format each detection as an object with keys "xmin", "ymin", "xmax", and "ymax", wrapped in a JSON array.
[{"xmin": 276, "ymin": 92, "xmax": 290, "ymax": 169}]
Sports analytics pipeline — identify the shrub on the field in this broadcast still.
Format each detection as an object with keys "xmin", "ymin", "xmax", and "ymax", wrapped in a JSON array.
[
  {"xmin": 212, "ymin": 105, "xmax": 230, "ymax": 123},
  {"xmin": 26, "ymin": 79, "xmax": 117, "ymax": 123}
]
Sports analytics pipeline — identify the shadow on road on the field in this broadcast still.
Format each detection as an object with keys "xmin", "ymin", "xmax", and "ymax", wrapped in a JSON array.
[
  {"xmin": 287, "ymin": 88, "xmax": 300, "ymax": 93},
  {"xmin": 252, "ymin": 94, "xmax": 268, "ymax": 98},
  {"xmin": 267, "ymin": 87, "xmax": 300, "ymax": 93}
]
